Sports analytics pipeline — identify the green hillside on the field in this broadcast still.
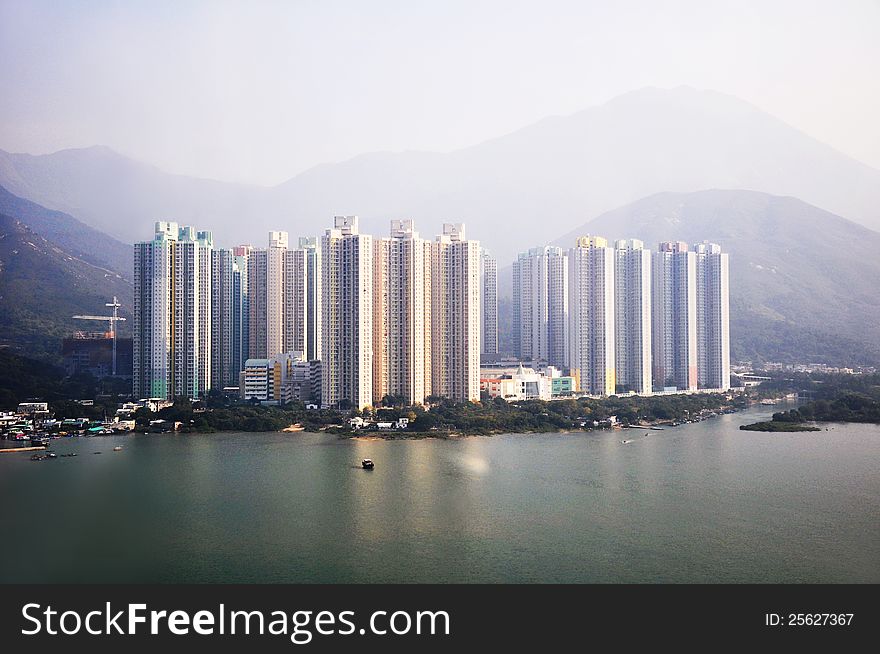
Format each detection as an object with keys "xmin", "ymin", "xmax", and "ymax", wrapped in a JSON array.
[
  {"xmin": 0, "ymin": 214, "xmax": 131, "ymax": 361},
  {"xmin": 0, "ymin": 183, "xmax": 131, "ymax": 279}
]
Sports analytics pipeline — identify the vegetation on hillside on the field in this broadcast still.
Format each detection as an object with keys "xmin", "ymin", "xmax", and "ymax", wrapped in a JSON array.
[
  {"xmin": 0, "ymin": 183, "xmax": 131, "ymax": 279},
  {"xmin": 0, "ymin": 349, "xmax": 128, "ymax": 409},
  {"xmin": 0, "ymin": 214, "xmax": 131, "ymax": 361},
  {"xmin": 730, "ymin": 311, "xmax": 880, "ymax": 368}
]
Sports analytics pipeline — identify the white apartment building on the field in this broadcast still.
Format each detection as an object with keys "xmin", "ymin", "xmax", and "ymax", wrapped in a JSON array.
[
  {"xmin": 372, "ymin": 235, "xmax": 390, "ymax": 403},
  {"xmin": 614, "ymin": 239, "xmax": 652, "ymax": 394},
  {"xmin": 133, "ymin": 222, "xmax": 212, "ymax": 400},
  {"xmin": 694, "ymin": 241, "xmax": 731, "ymax": 390},
  {"xmin": 266, "ymin": 230, "xmax": 288, "ymax": 358},
  {"xmin": 431, "ymin": 223, "xmax": 481, "ymax": 402},
  {"xmin": 283, "ymin": 246, "xmax": 308, "ymax": 357},
  {"xmin": 133, "ymin": 225, "xmax": 173, "ymax": 400},
  {"xmin": 321, "ymin": 216, "xmax": 373, "ymax": 409},
  {"xmin": 373, "ymin": 220, "xmax": 432, "ymax": 405},
  {"xmin": 247, "ymin": 232, "xmax": 316, "ymax": 366},
  {"xmin": 231, "ymin": 245, "xmax": 251, "ymax": 384},
  {"xmin": 652, "ymin": 241, "xmax": 697, "ymax": 391},
  {"xmin": 298, "ymin": 236, "xmax": 322, "ymax": 362},
  {"xmin": 512, "ymin": 246, "xmax": 568, "ymax": 367},
  {"xmin": 247, "ymin": 248, "xmax": 269, "ymax": 359},
  {"xmin": 480, "ymin": 249, "xmax": 498, "ymax": 355},
  {"xmin": 211, "ymin": 248, "xmax": 237, "ymax": 389},
  {"xmin": 568, "ymin": 236, "xmax": 616, "ymax": 396}
]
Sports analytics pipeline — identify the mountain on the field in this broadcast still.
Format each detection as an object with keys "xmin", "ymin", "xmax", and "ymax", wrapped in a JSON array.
[
  {"xmin": 0, "ymin": 145, "xmax": 261, "ymax": 246},
  {"xmin": 0, "ymin": 214, "xmax": 132, "ymax": 360},
  {"xmin": 549, "ymin": 189, "xmax": 880, "ymax": 366},
  {"xmin": 3, "ymin": 87, "xmax": 880, "ymax": 262},
  {"xmin": 0, "ymin": 183, "xmax": 131, "ymax": 278}
]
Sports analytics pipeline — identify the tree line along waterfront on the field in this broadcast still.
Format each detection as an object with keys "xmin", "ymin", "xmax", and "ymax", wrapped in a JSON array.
[
  {"xmin": 6, "ymin": 390, "xmax": 746, "ymax": 438},
  {"xmin": 4, "ymin": 356, "xmax": 878, "ymax": 440}
]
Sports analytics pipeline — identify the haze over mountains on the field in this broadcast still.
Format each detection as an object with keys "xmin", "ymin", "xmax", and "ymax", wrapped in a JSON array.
[
  {"xmin": 2, "ymin": 87, "xmax": 880, "ymax": 264},
  {"xmin": 1, "ymin": 85, "xmax": 879, "ymax": 366},
  {"xmin": 0, "ymin": 184, "xmax": 130, "ymax": 278}
]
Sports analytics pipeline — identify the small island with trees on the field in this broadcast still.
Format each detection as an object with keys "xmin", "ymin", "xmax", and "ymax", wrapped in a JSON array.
[
  {"xmin": 739, "ymin": 410, "xmax": 821, "ymax": 432},
  {"xmin": 740, "ymin": 372, "xmax": 880, "ymax": 432}
]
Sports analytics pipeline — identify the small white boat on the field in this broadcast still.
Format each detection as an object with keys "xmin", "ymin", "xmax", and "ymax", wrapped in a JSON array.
[{"xmin": 113, "ymin": 446, "xmax": 123, "ymax": 452}]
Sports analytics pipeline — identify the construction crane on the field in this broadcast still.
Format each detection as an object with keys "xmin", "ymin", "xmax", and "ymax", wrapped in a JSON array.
[{"xmin": 73, "ymin": 296, "xmax": 126, "ymax": 376}]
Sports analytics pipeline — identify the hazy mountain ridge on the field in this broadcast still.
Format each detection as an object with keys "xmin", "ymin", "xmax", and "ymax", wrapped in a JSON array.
[
  {"xmin": 0, "ymin": 214, "xmax": 132, "ymax": 361},
  {"xmin": 551, "ymin": 189, "xmax": 880, "ymax": 365},
  {"xmin": 2, "ymin": 87, "xmax": 880, "ymax": 262},
  {"xmin": 0, "ymin": 183, "xmax": 131, "ymax": 278},
  {"xmin": 1, "ymin": 87, "xmax": 879, "ymax": 366},
  {"xmin": 0, "ymin": 145, "xmax": 263, "ymax": 245}
]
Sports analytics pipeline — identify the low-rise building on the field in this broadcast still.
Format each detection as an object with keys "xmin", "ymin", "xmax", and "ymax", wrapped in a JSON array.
[
  {"xmin": 480, "ymin": 364, "xmax": 552, "ymax": 401},
  {"xmin": 136, "ymin": 398, "xmax": 173, "ymax": 413},
  {"xmin": 16, "ymin": 402, "xmax": 50, "ymax": 420},
  {"xmin": 480, "ymin": 364, "xmax": 577, "ymax": 401},
  {"xmin": 240, "ymin": 353, "xmax": 322, "ymax": 405},
  {"xmin": 551, "ymin": 376, "xmax": 575, "ymax": 396},
  {"xmin": 241, "ymin": 358, "xmax": 278, "ymax": 403},
  {"xmin": 17, "ymin": 402, "xmax": 48, "ymax": 414}
]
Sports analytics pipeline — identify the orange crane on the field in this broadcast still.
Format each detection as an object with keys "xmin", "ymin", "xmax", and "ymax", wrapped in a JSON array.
[{"xmin": 72, "ymin": 296, "xmax": 126, "ymax": 376}]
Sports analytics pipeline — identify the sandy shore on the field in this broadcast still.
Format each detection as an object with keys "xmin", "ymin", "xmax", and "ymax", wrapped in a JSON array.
[{"xmin": 281, "ymin": 423, "xmax": 305, "ymax": 432}]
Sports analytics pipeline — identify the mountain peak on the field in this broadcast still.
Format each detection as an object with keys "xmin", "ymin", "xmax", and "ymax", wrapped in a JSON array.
[{"xmin": 596, "ymin": 85, "xmax": 763, "ymax": 120}]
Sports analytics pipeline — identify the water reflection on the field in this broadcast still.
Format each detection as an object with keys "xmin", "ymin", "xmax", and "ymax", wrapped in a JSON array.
[{"xmin": 1, "ymin": 410, "xmax": 878, "ymax": 583}]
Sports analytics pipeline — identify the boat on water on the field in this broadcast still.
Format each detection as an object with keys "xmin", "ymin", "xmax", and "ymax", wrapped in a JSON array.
[
  {"xmin": 361, "ymin": 459, "xmax": 374, "ymax": 469},
  {"xmin": 113, "ymin": 446, "xmax": 123, "ymax": 452},
  {"xmin": 30, "ymin": 436, "xmax": 49, "ymax": 448}
]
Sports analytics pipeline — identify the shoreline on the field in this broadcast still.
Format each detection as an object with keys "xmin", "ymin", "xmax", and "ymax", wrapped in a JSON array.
[{"xmin": 2, "ymin": 400, "xmax": 874, "ymax": 446}]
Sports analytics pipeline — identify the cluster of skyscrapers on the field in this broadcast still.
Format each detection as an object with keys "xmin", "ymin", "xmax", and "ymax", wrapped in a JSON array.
[
  {"xmin": 133, "ymin": 217, "xmax": 488, "ymax": 409},
  {"xmin": 512, "ymin": 238, "xmax": 730, "ymax": 395},
  {"xmin": 134, "ymin": 220, "xmax": 728, "ymax": 408}
]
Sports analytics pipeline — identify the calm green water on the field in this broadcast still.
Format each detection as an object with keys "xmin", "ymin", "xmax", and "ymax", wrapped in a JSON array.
[{"xmin": 1, "ymin": 406, "xmax": 878, "ymax": 583}]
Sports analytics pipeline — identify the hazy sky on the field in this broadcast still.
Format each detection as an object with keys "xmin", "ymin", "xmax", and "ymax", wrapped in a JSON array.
[{"xmin": 1, "ymin": 0, "xmax": 878, "ymax": 185}]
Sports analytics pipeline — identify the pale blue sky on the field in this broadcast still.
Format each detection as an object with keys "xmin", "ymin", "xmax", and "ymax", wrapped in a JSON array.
[{"xmin": 1, "ymin": 0, "xmax": 878, "ymax": 184}]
